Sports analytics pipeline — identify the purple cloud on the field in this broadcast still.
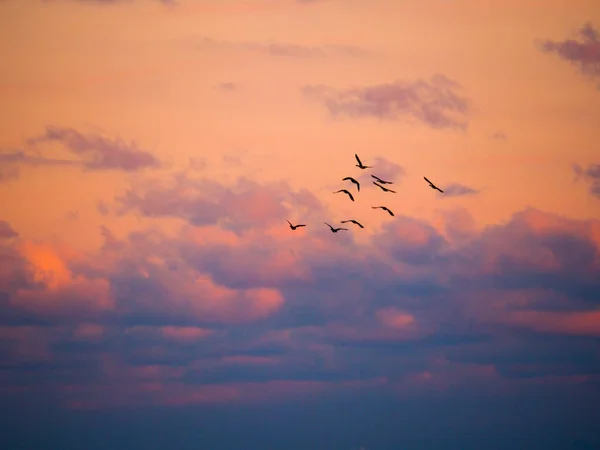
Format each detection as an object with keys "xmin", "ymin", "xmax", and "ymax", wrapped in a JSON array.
[
  {"xmin": 538, "ymin": 23, "xmax": 600, "ymax": 85},
  {"xmin": 0, "ymin": 220, "xmax": 18, "ymax": 240},
  {"xmin": 27, "ymin": 126, "xmax": 161, "ymax": 172},
  {"xmin": 442, "ymin": 183, "xmax": 480, "ymax": 197},
  {"xmin": 302, "ymin": 74, "xmax": 470, "ymax": 129},
  {"xmin": 573, "ymin": 163, "xmax": 600, "ymax": 198}
]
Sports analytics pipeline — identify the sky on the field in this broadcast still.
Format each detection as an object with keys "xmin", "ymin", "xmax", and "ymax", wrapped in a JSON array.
[{"xmin": 1, "ymin": 0, "xmax": 600, "ymax": 448}]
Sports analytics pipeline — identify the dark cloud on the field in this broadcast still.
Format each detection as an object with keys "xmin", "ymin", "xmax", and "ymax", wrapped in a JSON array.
[
  {"xmin": 538, "ymin": 23, "xmax": 600, "ymax": 85},
  {"xmin": 302, "ymin": 74, "xmax": 470, "ymax": 129},
  {"xmin": 27, "ymin": 126, "xmax": 161, "ymax": 172}
]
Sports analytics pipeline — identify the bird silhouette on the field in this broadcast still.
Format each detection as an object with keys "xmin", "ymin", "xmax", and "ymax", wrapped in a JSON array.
[
  {"xmin": 286, "ymin": 219, "xmax": 306, "ymax": 231},
  {"xmin": 325, "ymin": 222, "xmax": 348, "ymax": 233},
  {"xmin": 342, "ymin": 176, "xmax": 360, "ymax": 192},
  {"xmin": 373, "ymin": 181, "xmax": 396, "ymax": 193},
  {"xmin": 424, "ymin": 176, "xmax": 444, "ymax": 193},
  {"xmin": 355, "ymin": 154, "xmax": 372, "ymax": 169},
  {"xmin": 334, "ymin": 189, "xmax": 355, "ymax": 201},
  {"xmin": 371, "ymin": 174, "xmax": 393, "ymax": 185},
  {"xmin": 341, "ymin": 219, "xmax": 364, "ymax": 229},
  {"xmin": 372, "ymin": 206, "xmax": 394, "ymax": 216}
]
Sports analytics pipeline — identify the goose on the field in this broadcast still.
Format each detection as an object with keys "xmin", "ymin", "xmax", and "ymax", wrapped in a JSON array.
[
  {"xmin": 286, "ymin": 219, "xmax": 306, "ymax": 231},
  {"xmin": 334, "ymin": 189, "xmax": 355, "ymax": 202},
  {"xmin": 355, "ymin": 154, "xmax": 372, "ymax": 170},
  {"xmin": 324, "ymin": 222, "xmax": 348, "ymax": 233},
  {"xmin": 341, "ymin": 219, "xmax": 364, "ymax": 229},
  {"xmin": 424, "ymin": 176, "xmax": 444, "ymax": 193},
  {"xmin": 372, "ymin": 206, "xmax": 394, "ymax": 216},
  {"xmin": 342, "ymin": 176, "xmax": 360, "ymax": 192}
]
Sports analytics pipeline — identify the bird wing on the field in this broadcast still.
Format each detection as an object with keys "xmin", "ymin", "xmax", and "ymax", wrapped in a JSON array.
[
  {"xmin": 388, "ymin": 188, "xmax": 397, "ymax": 193},
  {"xmin": 437, "ymin": 187, "xmax": 444, "ymax": 193},
  {"xmin": 373, "ymin": 181, "xmax": 384, "ymax": 190},
  {"xmin": 348, "ymin": 191, "xmax": 354, "ymax": 201},
  {"xmin": 340, "ymin": 220, "xmax": 349, "ymax": 223},
  {"xmin": 324, "ymin": 222, "xmax": 333, "ymax": 229},
  {"xmin": 355, "ymin": 154, "xmax": 362, "ymax": 165},
  {"xmin": 355, "ymin": 221, "xmax": 364, "ymax": 228},
  {"xmin": 343, "ymin": 177, "xmax": 352, "ymax": 182},
  {"xmin": 297, "ymin": 224, "xmax": 306, "ymax": 227},
  {"xmin": 424, "ymin": 176, "xmax": 433, "ymax": 185},
  {"xmin": 286, "ymin": 219, "xmax": 292, "ymax": 226}
]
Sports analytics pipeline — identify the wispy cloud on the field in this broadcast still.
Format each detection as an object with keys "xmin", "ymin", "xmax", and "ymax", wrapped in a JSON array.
[
  {"xmin": 197, "ymin": 37, "xmax": 374, "ymax": 59},
  {"xmin": 442, "ymin": 183, "xmax": 481, "ymax": 197},
  {"xmin": 538, "ymin": 23, "xmax": 600, "ymax": 86},
  {"xmin": 302, "ymin": 74, "xmax": 470, "ymax": 129},
  {"xmin": 26, "ymin": 126, "xmax": 161, "ymax": 172}
]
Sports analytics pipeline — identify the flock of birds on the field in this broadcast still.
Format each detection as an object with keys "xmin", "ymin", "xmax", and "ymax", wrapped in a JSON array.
[{"xmin": 286, "ymin": 154, "xmax": 445, "ymax": 233}]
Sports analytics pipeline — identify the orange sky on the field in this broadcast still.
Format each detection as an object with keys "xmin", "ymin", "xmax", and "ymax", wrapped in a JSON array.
[{"xmin": 1, "ymin": 0, "xmax": 599, "ymax": 252}]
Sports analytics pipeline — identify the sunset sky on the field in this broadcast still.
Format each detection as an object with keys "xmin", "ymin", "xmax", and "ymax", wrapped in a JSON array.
[{"xmin": 1, "ymin": 0, "xmax": 600, "ymax": 449}]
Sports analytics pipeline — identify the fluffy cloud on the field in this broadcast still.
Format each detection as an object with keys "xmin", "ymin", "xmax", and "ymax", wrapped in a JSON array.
[
  {"xmin": 302, "ymin": 74, "xmax": 470, "ymax": 129},
  {"xmin": 0, "ymin": 174, "xmax": 599, "ymax": 409}
]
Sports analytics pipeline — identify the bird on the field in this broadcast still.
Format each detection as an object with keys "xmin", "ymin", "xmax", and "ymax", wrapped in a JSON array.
[
  {"xmin": 286, "ymin": 219, "xmax": 306, "ymax": 231},
  {"xmin": 373, "ymin": 181, "xmax": 396, "ymax": 193},
  {"xmin": 372, "ymin": 206, "xmax": 394, "ymax": 216},
  {"xmin": 355, "ymin": 154, "xmax": 372, "ymax": 170},
  {"xmin": 342, "ymin": 176, "xmax": 360, "ymax": 192},
  {"xmin": 325, "ymin": 222, "xmax": 348, "ymax": 233},
  {"xmin": 424, "ymin": 176, "xmax": 444, "ymax": 193},
  {"xmin": 371, "ymin": 174, "xmax": 393, "ymax": 185},
  {"xmin": 341, "ymin": 219, "xmax": 364, "ymax": 229},
  {"xmin": 334, "ymin": 189, "xmax": 355, "ymax": 201}
]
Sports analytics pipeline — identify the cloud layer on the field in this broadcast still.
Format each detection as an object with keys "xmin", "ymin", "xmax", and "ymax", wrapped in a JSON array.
[{"xmin": 1, "ymin": 172, "xmax": 599, "ymax": 410}]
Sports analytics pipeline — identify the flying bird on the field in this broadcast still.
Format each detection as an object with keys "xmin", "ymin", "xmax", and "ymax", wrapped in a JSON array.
[
  {"xmin": 373, "ymin": 181, "xmax": 396, "ymax": 193},
  {"xmin": 355, "ymin": 154, "xmax": 372, "ymax": 170},
  {"xmin": 286, "ymin": 219, "xmax": 306, "ymax": 231},
  {"xmin": 341, "ymin": 219, "xmax": 364, "ymax": 229},
  {"xmin": 342, "ymin": 176, "xmax": 360, "ymax": 192},
  {"xmin": 334, "ymin": 189, "xmax": 355, "ymax": 202},
  {"xmin": 372, "ymin": 206, "xmax": 394, "ymax": 216},
  {"xmin": 424, "ymin": 176, "xmax": 444, "ymax": 193},
  {"xmin": 324, "ymin": 222, "xmax": 348, "ymax": 233},
  {"xmin": 371, "ymin": 174, "xmax": 393, "ymax": 185}
]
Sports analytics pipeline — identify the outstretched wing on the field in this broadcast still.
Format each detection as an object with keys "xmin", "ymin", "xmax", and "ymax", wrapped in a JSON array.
[
  {"xmin": 296, "ymin": 224, "xmax": 306, "ymax": 227},
  {"xmin": 436, "ymin": 187, "xmax": 444, "ymax": 193},
  {"xmin": 324, "ymin": 222, "xmax": 333, "ymax": 229},
  {"xmin": 286, "ymin": 219, "xmax": 292, "ymax": 226},
  {"xmin": 424, "ymin": 176, "xmax": 433, "ymax": 185},
  {"xmin": 347, "ymin": 191, "xmax": 355, "ymax": 201},
  {"xmin": 355, "ymin": 154, "xmax": 362, "ymax": 165}
]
